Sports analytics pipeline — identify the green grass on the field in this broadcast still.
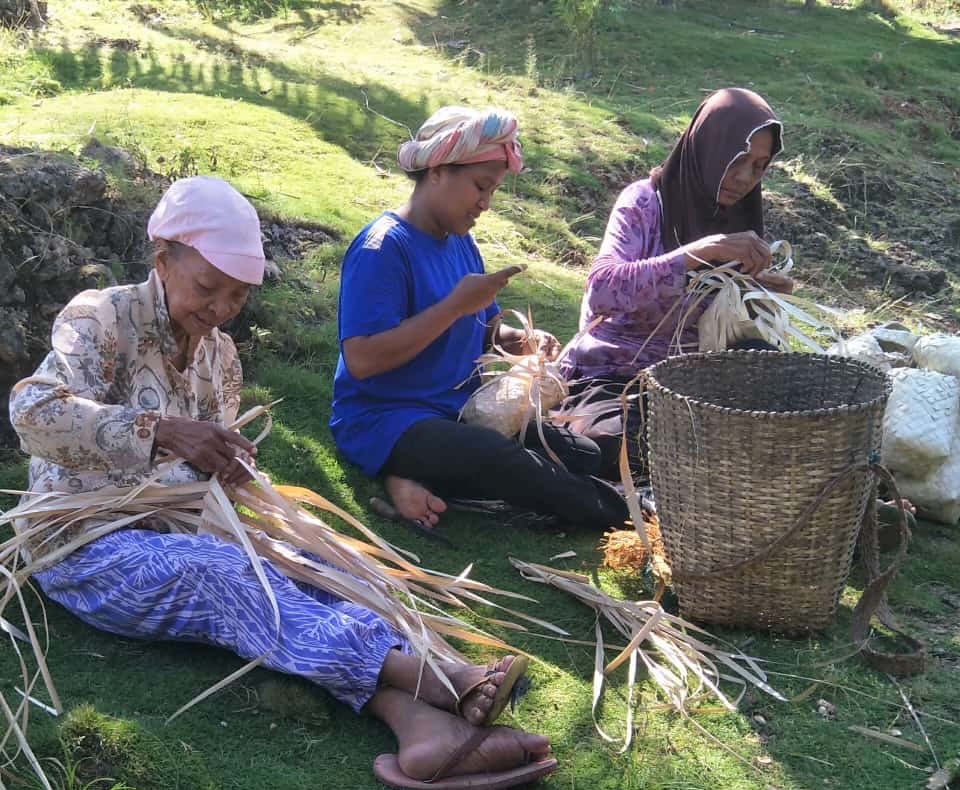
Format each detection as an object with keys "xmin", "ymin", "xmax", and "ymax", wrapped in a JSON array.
[{"xmin": 1, "ymin": 0, "xmax": 959, "ymax": 788}]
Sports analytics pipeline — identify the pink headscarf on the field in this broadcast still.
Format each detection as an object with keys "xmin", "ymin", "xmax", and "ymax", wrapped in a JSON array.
[
  {"xmin": 148, "ymin": 176, "xmax": 266, "ymax": 285},
  {"xmin": 397, "ymin": 106, "xmax": 523, "ymax": 174}
]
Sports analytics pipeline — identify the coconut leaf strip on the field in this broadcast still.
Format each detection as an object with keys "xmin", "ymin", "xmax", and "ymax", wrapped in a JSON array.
[
  {"xmin": 510, "ymin": 558, "xmax": 782, "ymax": 745},
  {"xmin": 0, "ymin": 692, "xmax": 51, "ymax": 790}
]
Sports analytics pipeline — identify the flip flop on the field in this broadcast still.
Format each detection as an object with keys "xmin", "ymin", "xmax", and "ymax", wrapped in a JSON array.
[
  {"xmin": 373, "ymin": 728, "xmax": 558, "ymax": 790},
  {"xmin": 454, "ymin": 656, "xmax": 531, "ymax": 726}
]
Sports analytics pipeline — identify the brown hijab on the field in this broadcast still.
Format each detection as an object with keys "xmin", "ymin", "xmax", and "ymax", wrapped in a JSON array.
[{"xmin": 651, "ymin": 88, "xmax": 782, "ymax": 252}]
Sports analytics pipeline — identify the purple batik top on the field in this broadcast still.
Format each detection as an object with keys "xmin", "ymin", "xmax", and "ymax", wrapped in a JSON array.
[{"xmin": 560, "ymin": 178, "xmax": 706, "ymax": 380}]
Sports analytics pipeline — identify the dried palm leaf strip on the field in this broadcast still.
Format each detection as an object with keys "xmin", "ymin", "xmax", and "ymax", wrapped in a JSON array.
[{"xmin": 510, "ymin": 558, "xmax": 784, "ymax": 753}]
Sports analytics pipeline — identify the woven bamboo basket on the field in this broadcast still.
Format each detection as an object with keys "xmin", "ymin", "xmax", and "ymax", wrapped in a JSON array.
[{"xmin": 646, "ymin": 351, "xmax": 890, "ymax": 631}]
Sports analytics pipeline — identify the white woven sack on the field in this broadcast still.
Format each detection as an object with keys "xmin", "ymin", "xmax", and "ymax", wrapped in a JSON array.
[
  {"xmin": 913, "ymin": 334, "xmax": 960, "ymax": 379},
  {"xmin": 881, "ymin": 368, "xmax": 960, "ymax": 475},
  {"xmin": 895, "ymin": 429, "xmax": 960, "ymax": 525}
]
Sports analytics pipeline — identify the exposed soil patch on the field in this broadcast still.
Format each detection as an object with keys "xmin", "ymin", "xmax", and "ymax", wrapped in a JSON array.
[
  {"xmin": 764, "ymin": 151, "xmax": 958, "ymax": 313},
  {"xmin": 261, "ymin": 218, "xmax": 338, "ymax": 266},
  {"xmin": 128, "ymin": 3, "xmax": 165, "ymax": 25},
  {"xmin": 89, "ymin": 36, "xmax": 141, "ymax": 51}
]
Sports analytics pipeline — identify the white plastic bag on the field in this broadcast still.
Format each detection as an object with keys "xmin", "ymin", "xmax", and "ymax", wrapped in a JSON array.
[
  {"xmin": 827, "ymin": 333, "xmax": 899, "ymax": 372},
  {"xmin": 895, "ymin": 431, "xmax": 960, "ymax": 525},
  {"xmin": 881, "ymin": 368, "xmax": 960, "ymax": 475},
  {"xmin": 871, "ymin": 325, "xmax": 918, "ymax": 356},
  {"xmin": 913, "ymin": 334, "xmax": 960, "ymax": 378}
]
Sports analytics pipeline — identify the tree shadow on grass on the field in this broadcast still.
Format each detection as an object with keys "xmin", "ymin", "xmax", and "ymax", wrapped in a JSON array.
[
  {"xmin": 189, "ymin": 0, "xmax": 365, "ymax": 25},
  {"xmin": 35, "ymin": 34, "xmax": 426, "ymax": 168}
]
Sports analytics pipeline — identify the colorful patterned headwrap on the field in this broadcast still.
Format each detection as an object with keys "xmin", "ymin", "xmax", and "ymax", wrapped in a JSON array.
[{"xmin": 397, "ymin": 106, "xmax": 523, "ymax": 174}]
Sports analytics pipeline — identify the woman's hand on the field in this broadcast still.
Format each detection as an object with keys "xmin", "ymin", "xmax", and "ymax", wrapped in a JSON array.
[
  {"xmin": 529, "ymin": 329, "xmax": 561, "ymax": 360},
  {"xmin": 155, "ymin": 416, "xmax": 258, "ymax": 487},
  {"xmin": 494, "ymin": 326, "xmax": 561, "ymax": 360},
  {"xmin": 446, "ymin": 266, "xmax": 526, "ymax": 317},
  {"xmin": 685, "ymin": 231, "xmax": 772, "ymax": 276}
]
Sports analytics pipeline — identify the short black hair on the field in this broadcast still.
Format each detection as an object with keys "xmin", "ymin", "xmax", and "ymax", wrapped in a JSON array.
[{"xmin": 406, "ymin": 162, "xmax": 470, "ymax": 183}]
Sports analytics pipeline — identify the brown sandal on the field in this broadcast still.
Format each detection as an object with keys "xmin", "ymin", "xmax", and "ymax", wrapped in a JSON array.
[{"xmin": 373, "ymin": 727, "xmax": 558, "ymax": 789}]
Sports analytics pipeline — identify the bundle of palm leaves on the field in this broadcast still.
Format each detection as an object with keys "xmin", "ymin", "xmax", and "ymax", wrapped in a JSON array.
[{"xmin": 459, "ymin": 309, "xmax": 569, "ymax": 462}]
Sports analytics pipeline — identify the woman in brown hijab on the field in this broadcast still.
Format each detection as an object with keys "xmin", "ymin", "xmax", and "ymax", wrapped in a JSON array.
[{"xmin": 559, "ymin": 88, "xmax": 792, "ymax": 477}]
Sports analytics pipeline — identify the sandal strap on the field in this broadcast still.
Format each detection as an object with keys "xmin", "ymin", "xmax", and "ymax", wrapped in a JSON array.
[
  {"xmin": 427, "ymin": 727, "xmax": 493, "ymax": 783},
  {"xmin": 453, "ymin": 661, "xmax": 499, "ymax": 717}
]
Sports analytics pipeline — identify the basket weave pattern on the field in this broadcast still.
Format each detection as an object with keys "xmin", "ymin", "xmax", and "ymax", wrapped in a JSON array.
[{"xmin": 646, "ymin": 352, "xmax": 890, "ymax": 630}]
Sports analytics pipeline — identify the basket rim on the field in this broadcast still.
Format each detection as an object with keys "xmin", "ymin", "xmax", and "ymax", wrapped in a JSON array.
[{"xmin": 645, "ymin": 350, "xmax": 891, "ymax": 419}]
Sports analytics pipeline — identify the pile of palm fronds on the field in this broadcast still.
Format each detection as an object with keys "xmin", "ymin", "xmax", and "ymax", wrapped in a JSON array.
[
  {"xmin": 0, "ymin": 404, "xmax": 562, "ymax": 788},
  {"xmin": 654, "ymin": 240, "xmax": 838, "ymax": 356},
  {"xmin": 510, "ymin": 558, "xmax": 784, "ymax": 752}
]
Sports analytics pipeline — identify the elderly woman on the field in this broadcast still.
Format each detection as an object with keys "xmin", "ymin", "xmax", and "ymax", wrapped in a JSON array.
[
  {"xmin": 559, "ymin": 88, "xmax": 792, "ymax": 477},
  {"xmin": 9, "ymin": 176, "xmax": 556, "ymax": 790},
  {"xmin": 330, "ymin": 106, "xmax": 629, "ymax": 532}
]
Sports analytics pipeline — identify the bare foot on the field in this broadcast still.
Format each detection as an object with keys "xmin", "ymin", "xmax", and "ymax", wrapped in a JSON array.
[
  {"xmin": 385, "ymin": 475, "xmax": 447, "ymax": 527},
  {"xmin": 373, "ymin": 691, "xmax": 551, "ymax": 782},
  {"xmin": 380, "ymin": 650, "xmax": 518, "ymax": 726},
  {"xmin": 443, "ymin": 656, "xmax": 518, "ymax": 725}
]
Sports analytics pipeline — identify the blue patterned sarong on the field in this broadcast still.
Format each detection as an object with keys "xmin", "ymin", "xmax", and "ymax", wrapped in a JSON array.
[{"xmin": 34, "ymin": 529, "xmax": 408, "ymax": 712}]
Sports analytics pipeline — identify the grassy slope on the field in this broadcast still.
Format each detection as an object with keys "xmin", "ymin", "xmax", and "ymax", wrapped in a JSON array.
[{"xmin": 1, "ymin": 1, "xmax": 959, "ymax": 788}]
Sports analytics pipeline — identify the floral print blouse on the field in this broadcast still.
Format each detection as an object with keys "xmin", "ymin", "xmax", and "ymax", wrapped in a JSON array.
[
  {"xmin": 559, "ymin": 178, "xmax": 707, "ymax": 380},
  {"xmin": 10, "ymin": 270, "xmax": 242, "ymax": 517}
]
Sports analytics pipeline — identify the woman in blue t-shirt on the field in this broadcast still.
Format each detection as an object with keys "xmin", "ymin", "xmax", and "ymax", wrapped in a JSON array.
[{"xmin": 331, "ymin": 106, "xmax": 628, "ymax": 533}]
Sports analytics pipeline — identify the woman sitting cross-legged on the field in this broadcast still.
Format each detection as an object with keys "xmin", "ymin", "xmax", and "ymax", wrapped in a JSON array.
[
  {"xmin": 330, "ymin": 106, "xmax": 629, "ymax": 532},
  {"xmin": 9, "ymin": 176, "xmax": 556, "ymax": 790},
  {"xmin": 558, "ymin": 88, "xmax": 793, "ymax": 479}
]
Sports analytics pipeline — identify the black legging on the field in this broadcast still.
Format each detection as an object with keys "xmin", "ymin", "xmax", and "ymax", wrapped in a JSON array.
[
  {"xmin": 383, "ymin": 418, "xmax": 629, "ymax": 530},
  {"xmin": 561, "ymin": 376, "xmax": 645, "ymax": 482}
]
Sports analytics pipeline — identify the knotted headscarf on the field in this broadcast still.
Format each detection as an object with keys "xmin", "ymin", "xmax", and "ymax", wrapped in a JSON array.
[
  {"xmin": 651, "ymin": 88, "xmax": 783, "ymax": 252},
  {"xmin": 397, "ymin": 106, "xmax": 523, "ymax": 174}
]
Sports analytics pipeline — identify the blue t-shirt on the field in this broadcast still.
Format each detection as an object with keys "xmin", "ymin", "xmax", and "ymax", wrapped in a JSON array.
[{"xmin": 330, "ymin": 212, "xmax": 500, "ymax": 476}]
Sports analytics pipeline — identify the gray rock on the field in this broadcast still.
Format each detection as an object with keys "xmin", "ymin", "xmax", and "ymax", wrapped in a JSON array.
[
  {"xmin": 947, "ymin": 217, "xmax": 960, "ymax": 247},
  {"xmin": 264, "ymin": 258, "xmax": 282, "ymax": 281},
  {"xmin": 81, "ymin": 138, "xmax": 140, "ymax": 175},
  {"xmin": 0, "ymin": 256, "xmax": 14, "ymax": 294},
  {"xmin": 77, "ymin": 263, "xmax": 117, "ymax": 290}
]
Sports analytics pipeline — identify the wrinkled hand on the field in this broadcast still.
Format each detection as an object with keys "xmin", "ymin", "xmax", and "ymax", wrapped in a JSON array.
[
  {"xmin": 155, "ymin": 416, "xmax": 258, "ymax": 487},
  {"xmin": 447, "ymin": 265, "xmax": 526, "ymax": 317},
  {"xmin": 690, "ymin": 231, "xmax": 772, "ymax": 276}
]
